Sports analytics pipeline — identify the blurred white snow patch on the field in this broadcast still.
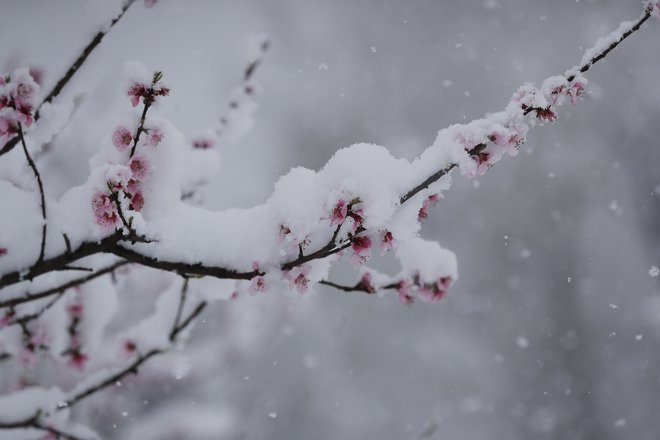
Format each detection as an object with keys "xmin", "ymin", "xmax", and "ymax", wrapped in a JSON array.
[
  {"xmin": 529, "ymin": 407, "xmax": 557, "ymax": 433},
  {"xmin": 516, "ymin": 336, "xmax": 529, "ymax": 348},
  {"xmin": 0, "ymin": 387, "xmax": 67, "ymax": 432},
  {"xmin": 125, "ymin": 404, "xmax": 235, "ymax": 440},
  {"xmin": 613, "ymin": 418, "xmax": 627, "ymax": 428},
  {"xmin": 649, "ymin": 265, "xmax": 659, "ymax": 277}
]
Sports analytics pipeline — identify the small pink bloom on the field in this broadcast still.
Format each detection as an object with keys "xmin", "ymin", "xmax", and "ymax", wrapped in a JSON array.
[
  {"xmin": 488, "ymin": 129, "xmax": 509, "ymax": 146},
  {"xmin": 351, "ymin": 235, "xmax": 372, "ymax": 263},
  {"xmin": 356, "ymin": 272, "xmax": 375, "ymax": 294},
  {"xmin": 279, "ymin": 224, "xmax": 292, "ymax": 242},
  {"xmin": 146, "ymin": 127, "xmax": 163, "ymax": 146},
  {"xmin": 0, "ymin": 247, "xmax": 7, "ymax": 257},
  {"xmin": 67, "ymin": 303, "xmax": 84, "ymax": 318},
  {"xmin": 192, "ymin": 137, "xmax": 214, "ymax": 149},
  {"xmin": 568, "ymin": 81, "xmax": 584, "ymax": 106},
  {"xmin": 230, "ymin": 291, "xmax": 239, "ymax": 300},
  {"xmin": 92, "ymin": 190, "xmax": 119, "ymax": 229},
  {"xmin": 380, "ymin": 230, "xmax": 394, "ymax": 254},
  {"xmin": 121, "ymin": 339, "xmax": 138, "ymax": 359},
  {"xmin": 156, "ymin": 85, "xmax": 169, "ymax": 96},
  {"xmin": 128, "ymin": 82, "xmax": 148, "ymax": 107},
  {"xmin": 330, "ymin": 199, "xmax": 348, "ymax": 225},
  {"xmin": 0, "ymin": 310, "xmax": 14, "ymax": 327},
  {"xmin": 347, "ymin": 209, "xmax": 364, "ymax": 233},
  {"xmin": 293, "ymin": 272, "xmax": 309, "ymax": 294},
  {"xmin": 397, "ymin": 280, "xmax": 414, "ymax": 305},
  {"xmin": 0, "ymin": 114, "xmax": 18, "ymax": 138},
  {"xmin": 418, "ymin": 283, "xmax": 447, "ymax": 304},
  {"xmin": 129, "ymin": 190, "xmax": 144, "ymax": 211},
  {"xmin": 286, "ymin": 265, "xmax": 311, "ymax": 294},
  {"xmin": 128, "ymin": 155, "xmax": 150, "ymax": 181},
  {"xmin": 68, "ymin": 351, "xmax": 88, "ymax": 372},
  {"xmin": 535, "ymin": 107, "xmax": 557, "ymax": 122},
  {"xmin": 28, "ymin": 67, "xmax": 44, "ymax": 85},
  {"xmin": 251, "ymin": 276, "xmax": 267, "ymax": 293},
  {"xmin": 112, "ymin": 126, "xmax": 133, "ymax": 151}
]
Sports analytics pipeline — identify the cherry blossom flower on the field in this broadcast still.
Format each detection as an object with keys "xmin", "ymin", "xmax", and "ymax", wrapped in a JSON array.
[
  {"xmin": 146, "ymin": 127, "xmax": 163, "ymax": 146},
  {"xmin": 397, "ymin": 279, "xmax": 414, "ymax": 305},
  {"xmin": 121, "ymin": 339, "xmax": 138, "ymax": 359},
  {"xmin": 418, "ymin": 283, "xmax": 446, "ymax": 304},
  {"xmin": 129, "ymin": 190, "xmax": 145, "ymax": 211},
  {"xmin": 67, "ymin": 303, "xmax": 84, "ymax": 319},
  {"xmin": 356, "ymin": 272, "xmax": 375, "ymax": 294},
  {"xmin": 128, "ymin": 82, "xmax": 148, "ymax": 107},
  {"xmin": 192, "ymin": 137, "xmax": 214, "ymax": 149},
  {"xmin": 112, "ymin": 125, "xmax": 133, "ymax": 151},
  {"xmin": 279, "ymin": 224, "xmax": 292, "ymax": 242},
  {"xmin": 128, "ymin": 154, "xmax": 151, "ymax": 181},
  {"xmin": 92, "ymin": 190, "xmax": 119, "ymax": 229},
  {"xmin": 286, "ymin": 265, "xmax": 311, "ymax": 294},
  {"xmin": 347, "ymin": 208, "xmax": 364, "ymax": 233},
  {"xmin": 68, "ymin": 351, "xmax": 88, "ymax": 371},
  {"xmin": 330, "ymin": 199, "xmax": 348, "ymax": 226},
  {"xmin": 535, "ymin": 107, "xmax": 557, "ymax": 122},
  {"xmin": 351, "ymin": 235, "xmax": 372, "ymax": 263},
  {"xmin": 0, "ymin": 247, "xmax": 7, "ymax": 257},
  {"xmin": 418, "ymin": 193, "xmax": 441, "ymax": 222},
  {"xmin": 379, "ymin": 230, "xmax": 395, "ymax": 254}
]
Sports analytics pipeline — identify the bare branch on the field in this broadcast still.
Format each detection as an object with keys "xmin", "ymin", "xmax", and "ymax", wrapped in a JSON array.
[{"xmin": 17, "ymin": 123, "xmax": 47, "ymax": 262}]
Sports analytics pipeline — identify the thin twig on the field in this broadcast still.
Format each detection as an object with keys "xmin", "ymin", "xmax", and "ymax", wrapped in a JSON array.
[
  {"xmin": 17, "ymin": 123, "xmax": 47, "ymax": 262},
  {"xmin": 170, "ymin": 277, "xmax": 189, "ymax": 341}
]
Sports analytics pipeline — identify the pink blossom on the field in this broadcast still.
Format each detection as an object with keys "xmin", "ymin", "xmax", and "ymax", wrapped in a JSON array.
[
  {"xmin": 488, "ymin": 129, "xmax": 509, "ymax": 146},
  {"xmin": 568, "ymin": 81, "xmax": 584, "ymax": 105},
  {"xmin": 0, "ymin": 247, "xmax": 7, "ymax": 257},
  {"xmin": 380, "ymin": 230, "xmax": 394, "ymax": 254},
  {"xmin": 351, "ymin": 235, "xmax": 372, "ymax": 263},
  {"xmin": 28, "ymin": 67, "xmax": 44, "ymax": 85},
  {"xmin": 652, "ymin": 1, "xmax": 660, "ymax": 18},
  {"xmin": 397, "ymin": 280, "xmax": 414, "ymax": 305},
  {"xmin": 128, "ymin": 155, "xmax": 150, "ymax": 181},
  {"xmin": 330, "ymin": 199, "xmax": 348, "ymax": 225},
  {"xmin": 68, "ymin": 351, "xmax": 88, "ymax": 371},
  {"xmin": 92, "ymin": 190, "xmax": 119, "ymax": 229},
  {"xmin": 130, "ymin": 190, "xmax": 144, "ymax": 211},
  {"xmin": 121, "ymin": 339, "xmax": 138, "ymax": 358},
  {"xmin": 0, "ymin": 310, "xmax": 14, "ymax": 327},
  {"xmin": 67, "ymin": 303, "xmax": 84, "ymax": 318},
  {"xmin": 418, "ymin": 193, "xmax": 440, "ymax": 222},
  {"xmin": 14, "ymin": 101, "xmax": 33, "ymax": 127},
  {"xmin": 192, "ymin": 137, "xmax": 214, "ymax": 149},
  {"xmin": 279, "ymin": 224, "xmax": 292, "ymax": 242},
  {"xmin": 0, "ymin": 114, "xmax": 18, "ymax": 138},
  {"xmin": 112, "ymin": 126, "xmax": 133, "ymax": 151},
  {"xmin": 146, "ymin": 127, "xmax": 164, "ymax": 146},
  {"xmin": 286, "ymin": 265, "xmax": 311, "ymax": 294},
  {"xmin": 251, "ymin": 276, "xmax": 267, "ymax": 293},
  {"xmin": 126, "ymin": 178, "xmax": 140, "ymax": 194},
  {"xmin": 535, "ymin": 107, "xmax": 557, "ymax": 122},
  {"xmin": 128, "ymin": 82, "xmax": 148, "ymax": 107},
  {"xmin": 356, "ymin": 272, "xmax": 375, "ymax": 294},
  {"xmin": 347, "ymin": 209, "xmax": 364, "ymax": 233}
]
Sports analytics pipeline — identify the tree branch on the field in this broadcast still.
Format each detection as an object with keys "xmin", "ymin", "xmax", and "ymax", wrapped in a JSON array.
[
  {"xmin": 0, "ymin": 0, "xmax": 137, "ymax": 157},
  {"xmin": 17, "ymin": 123, "xmax": 47, "ymax": 262}
]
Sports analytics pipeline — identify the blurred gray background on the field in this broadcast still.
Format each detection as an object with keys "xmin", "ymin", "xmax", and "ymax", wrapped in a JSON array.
[{"xmin": 1, "ymin": 0, "xmax": 660, "ymax": 439}]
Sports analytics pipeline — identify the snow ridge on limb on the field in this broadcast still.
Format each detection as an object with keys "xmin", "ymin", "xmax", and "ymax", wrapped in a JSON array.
[{"xmin": 0, "ymin": 2, "xmax": 656, "ymax": 303}]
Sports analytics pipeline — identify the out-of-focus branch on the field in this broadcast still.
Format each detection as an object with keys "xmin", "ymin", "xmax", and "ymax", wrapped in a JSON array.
[
  {"xmin": 0, "ymin": 0, "xmax": 137, "ymax": 157},
  {"xmin": 63, "ymin": 300, "xmax": 207, "ymax": 408}
]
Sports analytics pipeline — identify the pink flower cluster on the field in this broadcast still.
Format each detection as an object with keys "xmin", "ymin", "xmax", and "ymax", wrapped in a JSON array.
[
  {"xmin": 0, "ymin": 69, "xmax": 39, "ymax": 143},
  {"xmin": 127, "ymin": 73, "xmax": 169, "ymax": 107},
  {"xmin": 92, "ymin": 156, "xmax": 150, "ymax": 228},
  {"xmin": 396, "ymin": 275, "xmax": 453, "ymax": 305},
  {"xmin": 418, "ymin": 194, "xmax": 440, "ymax": 222}
]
